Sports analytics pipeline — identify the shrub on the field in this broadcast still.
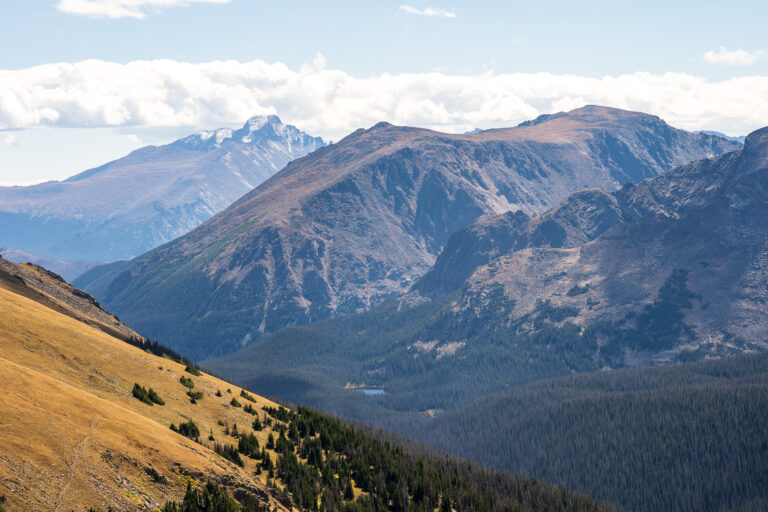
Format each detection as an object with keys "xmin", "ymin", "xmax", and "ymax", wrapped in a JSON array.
[
  {"xmin": 179, "ymin": 376, "xmax": 194, "ymax": 388},
  {"xmin": 184, "ymin": 365, "xmax": 202, "ymax": 376},
  {"xmin": 214, "ymin": 442, "xmax": 243, "ymax": 467},
  {"xmin": 132, "ymin": 383, "xmax": 152, "ymax": 405},
  {"xmin": 161, "ymin": 481, "xmax": 245, "ymax": 512},
  {"xmin": 132, "ymin": 383, "xmax": 163, "ymax": 406},
  {"xmin": 260, "ymin": 450, "xmax": 273, "ymax": 470},
  {"xmin": 187, "ymin": 390, "xmax": 203, "ymax": 403},
  {"xmin": 262, "ymin": 405, "xmax": 293, "ymax": 422},
  {"xmin": 243, "ymin": 403, "xmax": 257, "ymax": 415},
  {"xmin": 171, "ymin": 420, "xmax": 200, "ymax": 441},
  {"xmin": 215, "ymin": 390, "xmax": 222, "ymax": 397},
  {"xmin": 239, "ymin": 389, "xmax": 256, "ymax": 402},
  {"xmin": 148, "ymin": 388, "xmax": 165, "ymax": 405},
  {"xmin": 229, "ymin": 398, "xmax": 242, "ymax": 408},
  {"xmin": 238, "ymin": 432, "xmax": 260, "ymax": 457}
]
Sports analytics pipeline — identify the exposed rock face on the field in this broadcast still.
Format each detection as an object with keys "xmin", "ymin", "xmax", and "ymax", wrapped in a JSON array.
[
  {"xmin": 78, "ymin": 106, "xmax": 740, "ymax": 359},
  {"xmin": 424, "ymin": 126, "xmax": 768, "ymax": 358},
  {"xmin": 0, "ymin": 115, "xmax": 324, "ymax": 264}
]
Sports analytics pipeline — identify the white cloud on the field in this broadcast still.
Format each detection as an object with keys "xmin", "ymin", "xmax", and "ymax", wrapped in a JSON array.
[
  {"xmin": 1, "ymin": 57, "xmax": 767, "ymax": 140},
  {"xmin": 703, "ymin": 47, "xmax": 766, "ymax": 66},
  {"xmin": 56, "ymin": 0, "xmax": 230, "ymax": 19},
  {"xmin": 399, "ymin": 5, "xmax": 456, "ymax": 18},
  {"xmin": 1, "ymin": 134, "xmax": 18, "ymax": 147}
]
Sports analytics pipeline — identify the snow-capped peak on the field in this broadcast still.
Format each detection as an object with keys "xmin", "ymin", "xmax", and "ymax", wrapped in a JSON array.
[{"xmin": 243, "ymin": 114, "xmax": 282, "ymax": 132}]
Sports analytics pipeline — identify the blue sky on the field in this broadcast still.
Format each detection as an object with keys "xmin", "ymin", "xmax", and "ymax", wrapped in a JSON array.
[{"xmin": 1, "ymin": 0, "xmax": 768, "ymax": 184}]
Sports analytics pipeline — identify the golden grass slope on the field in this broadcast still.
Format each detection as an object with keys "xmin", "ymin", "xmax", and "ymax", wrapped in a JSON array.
[{"xmin": 0, "ymin": 281, "xmax": 290, "ymax": 511}]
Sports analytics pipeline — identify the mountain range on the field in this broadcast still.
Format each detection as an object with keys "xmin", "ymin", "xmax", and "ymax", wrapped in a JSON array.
[
  {"xmin": 76, "ymin": 106, "xmax": 740, "ymax": 359},
  {"xmin": 0, "ymin": 115, "xmax": 324, "ymax": 266},
  {"xmin": 2, "ymin": 104, "xmax": 766, "ymax": 512},
  {"xmin": 204, "ymin": 123, "xmax": 768, "ymax": 450}
]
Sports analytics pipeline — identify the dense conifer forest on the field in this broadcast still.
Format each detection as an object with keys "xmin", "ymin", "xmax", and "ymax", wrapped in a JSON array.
[
  {"xmin": 174, "ymin": 405, "xmax": 611, "ymax": 511},
  {"xmin": 416, "ymin": 351, "xmax": 768, "ymax": 512}
]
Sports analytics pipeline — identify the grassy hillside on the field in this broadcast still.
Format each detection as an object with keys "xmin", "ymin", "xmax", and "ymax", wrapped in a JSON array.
[
  {"xmin": 0, "ymin": 258, "xmax": 609, "ymax": 511},
  {"xmin": 0, "ymin": 283, "xmax": 290, "ymax": 511},
  {"xmin": 415, "ymin": 352, "xmax": 768, "ymax": 512}
]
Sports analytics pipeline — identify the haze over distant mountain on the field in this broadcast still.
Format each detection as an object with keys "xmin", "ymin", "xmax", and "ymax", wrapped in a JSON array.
[
  {"xmin": 0, "ymin": 246, "xmax": 97, "ymax": 282},
  {"xmin": 0, "ymin": 115, "xmax": 324, "ymax": 265},
  {"xmin": 78, "ymin": 106, "xmax": 740, "ymax": 359}
]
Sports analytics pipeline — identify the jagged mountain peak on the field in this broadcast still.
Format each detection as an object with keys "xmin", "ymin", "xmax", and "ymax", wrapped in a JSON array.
[{"xmin": 176, "ymin": 114, "xmax": 323, "ymax": 151}]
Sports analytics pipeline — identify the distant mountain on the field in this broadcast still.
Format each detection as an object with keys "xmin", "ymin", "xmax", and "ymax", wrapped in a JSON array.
[
  {"xmin": 77, "ymin": 106, "xmax": 740, "ymax": 359},
  {"xmin": 699, "ymin": 129, "xmax": 746, "ymax": 144},
  {"xmin": 0, "ymin": 115, "xmax": 324, "ymax": 264},
  {"xmin": 205, "ymin": 125, "xmax": 768, "ymax": 442},
  {"xmin": 0, "ymin": 246, "xmax": 98, "ymax": 282}
]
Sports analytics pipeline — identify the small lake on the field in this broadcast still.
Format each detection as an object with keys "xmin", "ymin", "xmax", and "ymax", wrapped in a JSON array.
[{"xmin": 360, "ymin": 388, "xmax": 386, "ymax": 395}]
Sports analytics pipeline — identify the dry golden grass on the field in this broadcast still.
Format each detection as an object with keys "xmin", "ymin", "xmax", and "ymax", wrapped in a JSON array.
[{"xmin": 0, "ymin": 284, "xmax": 290, "ymax": 511}]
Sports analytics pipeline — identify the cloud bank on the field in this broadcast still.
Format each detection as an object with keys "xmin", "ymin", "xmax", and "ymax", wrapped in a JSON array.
[
  {"xmin": 56, "ymin": 0, "xmax": 230, "ymax": 19},
  {"xmin": 1, "ymin": 56, "xmax": 767, "ymax": 139},
  {"xmin": 399, "ymin": 5, "xmax": 456, "ymax": 18},
  {"xmin": 703, "ymin": 47, "xmax": 765, "ymax": 66}
]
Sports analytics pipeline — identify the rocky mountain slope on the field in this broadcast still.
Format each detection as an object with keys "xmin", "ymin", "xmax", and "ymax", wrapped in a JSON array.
[
  {"xmin": 77, "ymin": 106, "xmax": 739, "ymax": 359},
  {"xmin": 0, "ymin": 115, "xmax": 324, "ymax": 265},
  {"xmin": 434, "ymin": 125, "xmax": 768, "ymax": 358},
  {"xmin": 0, "ymin": 256, "xmax": 607, "ymax": 512},
  {"xmin": 0, "ymin": 255, "xmax": 142, "ymax": 343},
  {"xmin": 205, "ymin": 125, "xmax": 768, "ymax": 441}
]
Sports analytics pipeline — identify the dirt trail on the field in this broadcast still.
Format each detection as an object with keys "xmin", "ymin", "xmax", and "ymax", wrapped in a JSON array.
[{"xmin": 53, "ymin": 418, "xmax": 99, "ymax": 512}]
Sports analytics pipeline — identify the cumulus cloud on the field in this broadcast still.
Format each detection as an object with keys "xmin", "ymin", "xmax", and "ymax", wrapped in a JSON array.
[
  {"xmin": 1, "ymin": 56, "xmax": 767, "ymax": 139},
  {"xmin": 703, "ymin": 47, "xmax": 766, "ymax": 66},
  {"xmin": 56, "ymin": 0, "xmax": 230, "ymax": 19},
  {"xmin": 399, "ymin": 5, "xmax": 456, "ymax": 18}
]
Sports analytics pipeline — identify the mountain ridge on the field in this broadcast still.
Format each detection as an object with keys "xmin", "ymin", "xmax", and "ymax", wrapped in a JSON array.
[
  {"xmin": 204, "ymin": 122, "xmax": 768, "ymax": 452},
  {"xmin": 78, "ymin": 106, "xmax": 740, "ymax": 359},
  {"xmin": 0, "ymin": 115, "xmax": 325, "ymax": 265}
]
